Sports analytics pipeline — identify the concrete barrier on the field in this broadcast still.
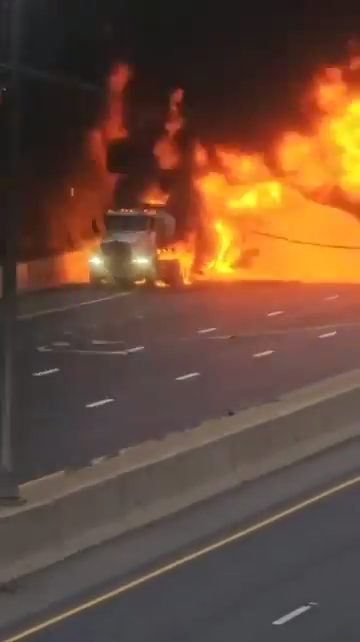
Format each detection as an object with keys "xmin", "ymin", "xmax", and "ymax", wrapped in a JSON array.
[
  {"xmin": 0, "ymin": 248, "xmax": 91, "ymax": 297},
  {"xmin": 1, "ymin": 369, "xmax": 360, "ymax": 583},
  {"xmin": 22, "ymin": 248, "xmax": 90, "ymax": 290}
]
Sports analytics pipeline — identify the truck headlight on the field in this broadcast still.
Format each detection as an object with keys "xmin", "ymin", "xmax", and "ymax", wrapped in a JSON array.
[
  {"xmin": 89, "ymin": 255, "xmax": 103, "ymax": 266},
  {"xmin": 132, "ymin": 256, "xmax": 150, "ymax": 265}
]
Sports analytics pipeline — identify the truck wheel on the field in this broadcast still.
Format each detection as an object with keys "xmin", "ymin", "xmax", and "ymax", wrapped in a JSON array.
[
  {"xmin": 144, "ymin": 259, "xmax": 158, "ymax": 288},
  {"xmin": 89, "ymin": 274, "xmax": 103, "ymax": 286},
  {"xmin": 144, "ymin": 276, "xmax": 156, "ymax": 288},
  {"xmin": 115, "ymin": 277, "xmax": 134, "ymax": 291},
  {"xmin": 163, "ymin": 260, "xmax": 183, "ymax": 287}
]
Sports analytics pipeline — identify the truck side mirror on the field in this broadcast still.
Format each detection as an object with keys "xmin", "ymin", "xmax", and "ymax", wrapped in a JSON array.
[{"xmin": 107, "ymin": 139, "xmax": 139, "ymax": 174}]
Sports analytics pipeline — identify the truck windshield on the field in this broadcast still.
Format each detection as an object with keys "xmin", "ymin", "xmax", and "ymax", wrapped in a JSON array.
[{"xmin": 104, "ymin": 214, "xmax": 149, "ymax": 232}]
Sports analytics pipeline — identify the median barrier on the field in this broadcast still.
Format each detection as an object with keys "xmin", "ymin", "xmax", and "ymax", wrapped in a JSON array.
[
  {"xmin": 0, "ymin": 248, "xmax": 90, "ymax": 297},
  {"xmin": 1, "ymin": 369, "xmax": 360, "ymax": 583}
]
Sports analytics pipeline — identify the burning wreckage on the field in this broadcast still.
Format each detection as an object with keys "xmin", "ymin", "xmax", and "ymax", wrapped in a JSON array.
[
  {"xmin": 93, "ymin": 58, "xmax": 360, "ymax": 284},
  {"xmin": 88, "ymin": 55, "xmax": 360, "ymax": 287},
  {"xmin": 6, "ymin": 53, "xmax": 360, "ymax": 286}
]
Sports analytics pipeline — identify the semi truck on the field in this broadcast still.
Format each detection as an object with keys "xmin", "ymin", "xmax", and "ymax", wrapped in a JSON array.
[{"xmin": 88, "ymin": 207, "xmax": 184, "ymax": 287}]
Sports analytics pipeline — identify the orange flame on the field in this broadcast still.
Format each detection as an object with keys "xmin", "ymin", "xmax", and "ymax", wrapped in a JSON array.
[
  {"xmin": 158, "ymin": 241, "xmax": 194, "ymax": 285},
  {"xmin": 185, "ymin": 55, "xmax": 360, "ymax": 284},
  {"xmin": 209, "ymin": 221, "xmax": 234, "ymax": 273},
  {"xmin": 141, "ymin": 184, "xmax": 169, "ymax": 206},
  {"xmin": 151, "ymin": 56, "xmax": 360, "ymax": 285},
  {"xmin": 277, "ymin": 61, "xmax": 360, "ymax": 202},
  {"xmin": 154, "ymin": 88, "xmax": 184, "ymax": 170}
]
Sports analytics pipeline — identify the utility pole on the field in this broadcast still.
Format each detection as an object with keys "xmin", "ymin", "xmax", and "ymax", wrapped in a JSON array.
[{"xmin": 0, "ymin": 0, "xmax": 22, "ymax": 503}]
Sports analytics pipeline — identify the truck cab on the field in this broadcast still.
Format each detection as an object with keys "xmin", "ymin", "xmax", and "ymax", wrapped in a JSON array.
[{"xmin": 88, "ymin": 207, "xmax": 179, "ymax": 286}]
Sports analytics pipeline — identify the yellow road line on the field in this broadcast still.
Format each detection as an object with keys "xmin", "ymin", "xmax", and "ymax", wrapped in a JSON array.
[{"xmin": 4, "ymin": 472, "xmax": 360, "ymax": 641}]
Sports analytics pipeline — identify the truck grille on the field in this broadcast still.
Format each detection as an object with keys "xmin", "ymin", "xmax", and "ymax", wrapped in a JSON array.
[{"xmin": 100, "ymin": 241, "xmax": 131, "ymax": 274}]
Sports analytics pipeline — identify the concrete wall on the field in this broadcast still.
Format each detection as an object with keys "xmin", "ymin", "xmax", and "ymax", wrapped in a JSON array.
[{"xmin": 0, "ymin": 248, "xmax": 91, "ymax": 297}]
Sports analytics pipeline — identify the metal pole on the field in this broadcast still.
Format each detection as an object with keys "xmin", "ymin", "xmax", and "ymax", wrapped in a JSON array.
[{"xmin": 0, "ymin": 0, "xmax": 22, "ymax": 502}]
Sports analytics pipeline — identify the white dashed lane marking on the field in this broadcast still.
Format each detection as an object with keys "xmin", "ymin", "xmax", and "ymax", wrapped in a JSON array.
[
  {"xmin": 86, "ymin": 398, "xmax": 115, "ymax": 409},
  {"xmin": 38, "ymin": 347, "xmax": 127, "ymax": 355},
  {"xmin": 37, "ymin": 345, "xmax": 144, "ymax": 355},
  {"xmin": 91, "ymin": 340, "xmax": 125, "ymax": 345},
  {"xmin": 319, "ymin": 331, "xmax": 337, "ymax": 338},
  {"xmin": 267, "ymin": 310, "xmax": 283, "ymax": 317},
  {"xmin": 272, "ymin": 602, "xmax": 318, "ymax": 625},
  {"xmin": 197, "ymin": 327, "xmax": 217, "ymax": 334},
  {"xmin": 253, "ymin": 350, "xmax": 274, "ymax": 358},
  {"xmin": 176, "ymin": 372, "xmax": 200, "ymax": 381},
  {"xmin": 32, "ymin": 368, "xmax": 60, "ymax": 377},
  {"xmin": 324, "ymin": 294, "xmax": 339, "ymax": 301},
  {"xmin": 18, "ymin": 291, "xmax": 130, "ymax": 320}
]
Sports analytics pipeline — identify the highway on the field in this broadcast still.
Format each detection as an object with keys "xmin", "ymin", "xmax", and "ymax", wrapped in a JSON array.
[
  {"xmin": 10, "ymin": 280, "xmax": 360, "ymax": 482},
  {"xmin": 2, "ymin": 445, "xmax": 360, "ymax": 641}
]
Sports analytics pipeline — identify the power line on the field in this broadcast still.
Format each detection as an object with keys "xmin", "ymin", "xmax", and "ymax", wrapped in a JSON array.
[
  {"xmin": 0, "ymin": 61, "xmax": 99, "ymax": 93},
  {"xmin": 253, "ymin": 229, "xmax": 360, "ymax": 251}
]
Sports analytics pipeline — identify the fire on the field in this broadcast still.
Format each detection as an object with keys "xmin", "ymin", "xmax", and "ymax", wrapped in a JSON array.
[
  {"xmin": 39, "ymin": 62, "xmax": 130, "ymax": 264},
  {"xmin": 227, "ymin": 182, "xmax": 282, "ymax": 209},
  {"xmin": 208, "ymin": 221, "xmax": 234, "ymax": 273},
  {"xmin": 330, "ymin": 99, "xmax": 360, "ymax": 199},
  {"xmin": 194, "ymin": 143, "xmax": 209, "ymax": 168},
  {"xmin": 146, "ymin": 55, "xmax": 360, "ymax": 285},
  {"xmin": 187, "ymin": 55, "xmax": 360, "ymax": 283},
  {"xmin": 192, "ymin": 157, "xmax": 284, "ymax": 279},
  {"xmin": 277, "ymin": 62, "xmax": 360, "ymax": 202},
  {"xmin": 153, "ymin": 88, "xmax": 184, "ymax": 170},
  {"xmin": 157, "ymin": 241, "xmax": 194, "ymax": 284},
  {"xmin": 141, "ymin": 184, "xmax": 169, "ymax": 206}
]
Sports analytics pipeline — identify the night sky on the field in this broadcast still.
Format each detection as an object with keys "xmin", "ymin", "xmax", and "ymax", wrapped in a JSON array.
[{"xmin": 21, "ymin": 0, "xmax": 360, "ymax": 145}]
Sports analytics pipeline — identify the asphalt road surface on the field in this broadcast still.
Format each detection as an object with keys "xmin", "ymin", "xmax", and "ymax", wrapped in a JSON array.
[
  {"xmin": 3, "ymin": 462, "xmax": 360, "ymax": 641},
  {"xmin": 10, "ymin": 280, "xmax": 360, "ymax": 481}
]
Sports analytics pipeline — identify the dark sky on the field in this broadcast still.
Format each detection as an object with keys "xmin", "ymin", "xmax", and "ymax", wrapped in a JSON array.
[{"xmin": 20, "ymin": 0, "xmax": 360, "ymax": 147}]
